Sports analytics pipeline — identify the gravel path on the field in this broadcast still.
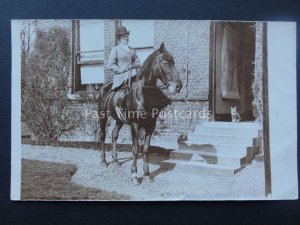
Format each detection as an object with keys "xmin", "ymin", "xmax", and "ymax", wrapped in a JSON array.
[{"xmin": 22, "ymin": 144, "xmax": 266, "ymax": 200}]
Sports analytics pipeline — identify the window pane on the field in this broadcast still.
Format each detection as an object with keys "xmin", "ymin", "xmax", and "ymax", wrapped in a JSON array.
[
  {"xmin": 80, "ymin": 65, "xmax": 104, "ymax": 84},
  {"xmin": 80, "ymin": 20, "xmax": 104, "ymax": 61},
  {"xmin": 122, "ymin": 20, "xmax": 154, "ymax": 48}
]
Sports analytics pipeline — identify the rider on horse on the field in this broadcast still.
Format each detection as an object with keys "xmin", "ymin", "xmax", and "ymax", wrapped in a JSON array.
[{"xmin": 99, "ymin": 40, "xmax": 182, "ymax": 184}]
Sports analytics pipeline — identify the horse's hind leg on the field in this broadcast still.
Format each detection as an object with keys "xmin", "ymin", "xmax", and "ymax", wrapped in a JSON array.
[
  {"xmin": 99, "ymin": 114, "xmax": 108, "ymax": 167},
  {"xmin": 111, "ymin": 120, "xmax": 123, "ymax": 166}
]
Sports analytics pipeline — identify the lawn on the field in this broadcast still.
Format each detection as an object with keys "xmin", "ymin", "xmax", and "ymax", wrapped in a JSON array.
[{"xmin": 21, "ymin": 159, "xmax": 130, "ymax": 200}]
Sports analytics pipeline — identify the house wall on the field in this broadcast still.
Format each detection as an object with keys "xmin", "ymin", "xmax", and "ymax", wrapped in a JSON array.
[
  {"xmin": 104, "ymin": 20, "xmax": 117, "ymax": 82},
  {"xmin": 154, "ymin": 20, "xmax": 211, "ymax": 132}
]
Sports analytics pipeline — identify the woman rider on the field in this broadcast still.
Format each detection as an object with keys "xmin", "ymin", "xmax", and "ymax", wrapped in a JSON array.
[{"xmin": 108, "ymin": 26, "xmax": 141, "ymax": 91}]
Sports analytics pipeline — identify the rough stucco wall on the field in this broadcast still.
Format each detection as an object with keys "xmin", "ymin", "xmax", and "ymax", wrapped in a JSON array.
[
  {"xmin": 187, "ymin": 21, "xmax": 210, "ymax": 100},
  {"xmin": 154, "ymin": 20, "xmax": 210, "ymax": 101},
  {"xmin": 154, "ymin": 20, "xmax": 188, "ymax": 101},
  {"xmin": 163, "ymin": 101, "xmax": 209, "ymax": 132},
  {"xmin": 154, "ymin": 20, "xmax": 211, "ymax": 132}
]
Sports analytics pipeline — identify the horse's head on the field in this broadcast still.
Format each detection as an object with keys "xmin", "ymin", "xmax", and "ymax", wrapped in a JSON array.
[{"xmin": 153, "ymin": 43, "xmax": 182, "ymax": 94}]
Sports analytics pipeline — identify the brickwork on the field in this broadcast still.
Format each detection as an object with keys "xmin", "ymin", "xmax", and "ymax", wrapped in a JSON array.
[
  {"xmin": 186, "ymin": 21, "xmax": 210, "ymax": 100},
  {"xmin": 104, "ymin": 20, "xmax": 116, "ymax": 82},
  {"xmin": 154, "ymin": 20, "xmax": 210, "ymax": 101},
  {"xmin": 154, "ymin": 20, "xmax": 211, "ymax": 132},
  {"xmin": 154, "ymin": 20, "xmax": 188, "ymax": 101},
  {"xmin": 163, "ymin": 101, "xmax": 209, "ymax": 131}
]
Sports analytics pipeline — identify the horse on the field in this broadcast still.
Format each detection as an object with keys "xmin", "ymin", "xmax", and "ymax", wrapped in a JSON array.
[{"xmin": 97, "ymin": 43, "xmax": 182, "ymax": 184}]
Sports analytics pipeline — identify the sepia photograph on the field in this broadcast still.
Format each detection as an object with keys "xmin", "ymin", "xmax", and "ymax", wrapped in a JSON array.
[{"xmin": 10, "ymin": 19, "xmax": 297, "ymax": 200}]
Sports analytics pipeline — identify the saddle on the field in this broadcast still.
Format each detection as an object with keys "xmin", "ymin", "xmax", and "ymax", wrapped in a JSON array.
[{"xmin": 104, "ymin": 83, "xmax": 130, "ymax": 123}]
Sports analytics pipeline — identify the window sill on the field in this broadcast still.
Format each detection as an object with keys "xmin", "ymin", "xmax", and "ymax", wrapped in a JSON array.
[{"xmin": 67, "ymin": 91, "xmax": 99, "ymax": 102}]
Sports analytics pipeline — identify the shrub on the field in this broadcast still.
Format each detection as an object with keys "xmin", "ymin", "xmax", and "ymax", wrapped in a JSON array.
[{"xmin": 23, "ymin": 27, "xmax": 82, "ymax": 142}]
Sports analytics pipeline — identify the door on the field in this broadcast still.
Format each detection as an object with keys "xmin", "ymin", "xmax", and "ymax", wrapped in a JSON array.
[{"xmin": 213, "ymin": 22, "xmax": 256, "ymax": 121}]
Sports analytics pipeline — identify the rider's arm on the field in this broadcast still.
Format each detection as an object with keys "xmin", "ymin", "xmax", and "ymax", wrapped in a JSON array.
[{"xmin": 108, "ymin": 47, "xmax": 121, "ymax": 73}]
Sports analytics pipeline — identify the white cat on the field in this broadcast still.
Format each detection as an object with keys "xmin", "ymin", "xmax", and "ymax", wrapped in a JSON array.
[{"xmin": 231, "ymin": 106, "xmax": 241, "ymax": 123}]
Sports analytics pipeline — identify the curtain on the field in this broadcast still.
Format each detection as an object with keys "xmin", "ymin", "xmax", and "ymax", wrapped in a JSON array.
[{"xmin": 221, "ymin": 25, "xmax": 240, "ymax": 100}]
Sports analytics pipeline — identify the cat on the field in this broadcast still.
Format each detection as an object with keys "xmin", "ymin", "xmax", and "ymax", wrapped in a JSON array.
[{"xmin": 231, "ymin": 106, "xmax": 241, "ymax": 122}]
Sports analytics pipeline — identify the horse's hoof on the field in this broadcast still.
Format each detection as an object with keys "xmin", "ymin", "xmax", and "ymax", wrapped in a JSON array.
[
  {"xmin": 131, "ymin": 174, "xmax": 142, "ymax": 185},
  {"xmin": 111, "ymin": 160, "xmax": 121, "ymax": 167},
  {"xmin": 100, "ymin": 161, "xmax": 108, "ymax": 167},
  {"xmin": 131, "ymin": 177, "xmax": 142, "ymax": 185}
]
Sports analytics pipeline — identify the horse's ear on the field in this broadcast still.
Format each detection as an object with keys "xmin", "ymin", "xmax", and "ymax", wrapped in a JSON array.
[{"xmin": 159, "ymin": 42, "xmax": 166, "ymax": 53}]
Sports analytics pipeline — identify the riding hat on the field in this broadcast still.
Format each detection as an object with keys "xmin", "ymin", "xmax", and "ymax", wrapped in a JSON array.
[{"xmin": 115, "ymin": 26, "xmax": 130, "ymax": 37}]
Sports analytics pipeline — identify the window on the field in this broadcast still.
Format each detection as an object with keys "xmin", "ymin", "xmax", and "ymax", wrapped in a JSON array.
[
  {"xmin": 73, "ymin": 20, "xmax": 104, "ymax": 93},
  {"xmin": 122, "ymin": 20, "xmax": 154, "ymax": 64}
]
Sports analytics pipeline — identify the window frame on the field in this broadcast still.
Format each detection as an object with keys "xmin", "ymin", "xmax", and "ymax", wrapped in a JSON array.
[{"xmin": 72, "ymin": 20, "xmax": 105, "ymax": 93}]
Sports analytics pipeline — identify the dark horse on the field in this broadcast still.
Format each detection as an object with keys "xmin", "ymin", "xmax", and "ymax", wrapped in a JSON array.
[{"xmin": 97, "ymin": 43, "xmax": 182, "ymax": 184}]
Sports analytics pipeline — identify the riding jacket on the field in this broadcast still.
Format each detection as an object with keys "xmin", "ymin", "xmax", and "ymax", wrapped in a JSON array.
[{"xmin": 108, "ymin": 43, "xmax": 141, "ymax": 90}]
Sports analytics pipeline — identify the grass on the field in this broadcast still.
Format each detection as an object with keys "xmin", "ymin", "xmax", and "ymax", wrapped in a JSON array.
[{"xmin": 21, "ymin": 159, "xmax": 130, "ymax": 200}]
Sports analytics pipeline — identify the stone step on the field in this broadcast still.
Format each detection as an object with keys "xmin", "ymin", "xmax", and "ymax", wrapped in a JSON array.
[
  {"xmin": 152, "ymin": 137, "xmax": 178, "ymax": 144},
  {"xmin": 191, "ymin": 127, "xmax": 258, "ymax": 138},
  {"xmin": 161, "ymin": 159, "xmax": 243, "ymax": 176},
  {"xmin": 170, "ymin": 149, "xmax": 249, "ymax": 166},
  {"xmin": 186, "ymin": 134, "xmax": 254, "ymax": 146},
  {"xmin": 179, "ymin": 142, "xmax": 254, "ymax": 156},
  {"xmin": 195, "ymin": 121, "xmax": 259, "ymax": 129},
  {"xmin": 156, "ymin": 134, "xmax": 180, "ymax": 138},
  {"xmin": 151, "ymin": 140, "xmax": 178, "ymax": 149},
  {"xmin": 158, "ymin": 122, "xmax": 259, "ymax": 176}
]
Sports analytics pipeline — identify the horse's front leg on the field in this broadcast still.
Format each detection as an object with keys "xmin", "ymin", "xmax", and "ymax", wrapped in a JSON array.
[
  {"xmin": 143, "ymin": 125, "xmax": 155, "ymax": 181},
  {"xmin": 99, "ymin": 115, "xmax": 108, "ymax": 167},
  {"xmin": 131, "ymin": 122, "xmax": 141, "ymax": 184},
  {"xmin": 111, "ymin": 121, "xmax": 123, "ymax": 166}
]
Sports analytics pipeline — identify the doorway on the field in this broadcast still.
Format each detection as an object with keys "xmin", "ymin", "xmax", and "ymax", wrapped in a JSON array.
[{"xmin": 211, "ymin": 22, "xmax": 256, "ymax": 122}]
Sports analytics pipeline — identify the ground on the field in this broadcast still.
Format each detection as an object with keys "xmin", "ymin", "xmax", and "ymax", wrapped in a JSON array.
[{"xmin": 21, "ymin": 144, "xmax": 266, "ymax": 200}]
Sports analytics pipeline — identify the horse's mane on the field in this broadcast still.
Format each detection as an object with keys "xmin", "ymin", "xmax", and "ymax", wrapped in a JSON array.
[{"xmin": 137, "ymin": 49, "xmax": 159, "ymax": 79}]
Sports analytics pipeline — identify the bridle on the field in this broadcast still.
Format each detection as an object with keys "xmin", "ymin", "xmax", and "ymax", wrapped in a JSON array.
[{"xmin": 142, "ymin": 53, "xmax": 171, "ymax": 90}]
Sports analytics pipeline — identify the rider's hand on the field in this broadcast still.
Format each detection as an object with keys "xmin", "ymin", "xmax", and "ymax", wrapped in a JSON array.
[{"xmin": 113, "ymin": 67, "xmax": 121, "ymax": 73}]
